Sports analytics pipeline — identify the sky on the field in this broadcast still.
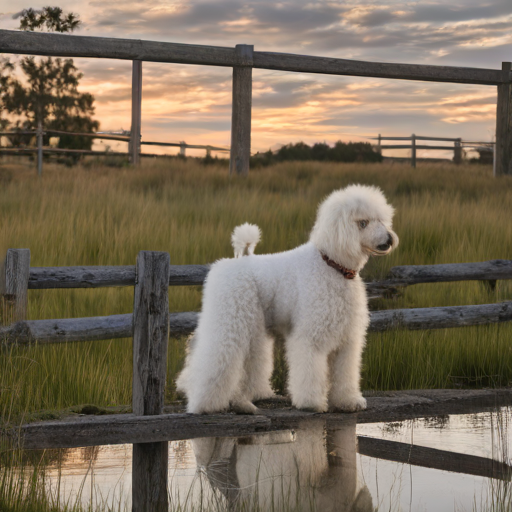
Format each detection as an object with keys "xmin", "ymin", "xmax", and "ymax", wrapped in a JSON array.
[{"xmin": 1, "ymin": 0, "xmax": 511, "ymax": 158}]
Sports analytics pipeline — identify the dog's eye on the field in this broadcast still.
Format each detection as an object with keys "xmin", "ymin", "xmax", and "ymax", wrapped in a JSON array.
[{"xmin": 358, "ymin": 220, "xmax": 369, "ymax": 229}]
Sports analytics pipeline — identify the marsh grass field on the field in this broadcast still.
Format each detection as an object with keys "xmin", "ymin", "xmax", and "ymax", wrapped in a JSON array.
[{"xmin": 1, "ymin": 158, "xmax": 512, "ymax": 426}]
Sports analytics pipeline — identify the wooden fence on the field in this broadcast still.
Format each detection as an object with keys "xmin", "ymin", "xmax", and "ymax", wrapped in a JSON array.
[
  {"xmin": 0, "ymin": 30, "xmax": 511, "ymax": 175},
  {"xmin": 2, "ymin": 249, "xmax": 512, "ymax": 509},
  {"xmin": 373, "ymin": 134, "xmax": 495, "ymax": 168},
  {"xmin": 0, "ymin": 128, "xmax": 229, "ymax": 176}
]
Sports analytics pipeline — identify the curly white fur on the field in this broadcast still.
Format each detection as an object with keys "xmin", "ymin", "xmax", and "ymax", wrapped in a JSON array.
[
  {"xmin": 176, "ymin": 184, "xmax": 398, "ymax": 414},
  {"xmin": 231, "ymin": 223, "xmax": 261, "ymax": 258}
]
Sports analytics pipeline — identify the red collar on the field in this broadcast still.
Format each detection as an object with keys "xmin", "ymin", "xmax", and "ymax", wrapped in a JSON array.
[{"xmin": 321, "ymin": 253, "xmax": 357, "ymax": 279}]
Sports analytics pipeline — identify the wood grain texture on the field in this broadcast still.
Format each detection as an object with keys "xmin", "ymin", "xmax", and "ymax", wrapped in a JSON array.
[
  {"xmin": 132, "ymin": 442, "xmax": 169, "ymax": 512},
  {"xmin": 13, "ymin": 412, "xmax": 272, "ymax": 449},
  {"xmin": 387, "ymin": 259, "xmax": 512, "ymax": 284},
  {"xmin": 230, "ymin": 44, "xmax": 253, "ymax": 176},
  {"xmin": 1, "ymin": 30, "xmax": 509, "ymax": 85},
  {"xmin": 132, "ymin": 251, "xmax": 171, "ymax": 512},
  {"xmin": 130, "ymin": 60, "xmax": 142, "ymax": 166},
  {"xmin": 495, "ymin": 62, "xmax": 512, "ymax": 176},
  {"xmin": 253, "ymin": 51, "xmax": 508, "ymax": 85},
  {"xmin": 10, "ymin": 389, "xmax": 512, "ymax": 451},
  {"xmin": 2, "ymin": 301, "xmax": 512, "ymax": 347},
  {"xmin": 132, "ymin": 251, "xmax": 170, "ymax": 416},
  {"xmin": 1, "ymin": 249, "xmax": 31, "ymax": 324},
  {"xmin": 370, "ymin": 302, "xmax": 512, "ymax": 331},
  {"xmin": 27, "ymin": 264, "xmax": 210, "ymax": 289},
  {"xmin": 0, "ymin": 30, "xmax": 237, "ymax": 66}
]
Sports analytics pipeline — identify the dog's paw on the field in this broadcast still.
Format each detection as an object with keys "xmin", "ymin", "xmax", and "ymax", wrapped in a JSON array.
[
  {"xmin": 230, "ymin": 399, "xmax": 259, "ymax": 415},
  {"xmin": 329, "ymin": 396, "xmax": 367, "ymax": 413},
  {"xmin": 293, "ymin": 400, "xmax": 328, "ymax": 413}
]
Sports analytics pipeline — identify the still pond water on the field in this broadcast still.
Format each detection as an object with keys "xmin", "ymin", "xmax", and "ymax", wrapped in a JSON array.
[{"xmin": 18, "ymin": 407, "xmax": 512, "ymax": 511}]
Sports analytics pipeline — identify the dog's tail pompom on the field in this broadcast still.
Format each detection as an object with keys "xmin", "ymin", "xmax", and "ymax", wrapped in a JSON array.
[{"xmin": 231, "ymin": 223, "xmax": 261, "ymax": 258}]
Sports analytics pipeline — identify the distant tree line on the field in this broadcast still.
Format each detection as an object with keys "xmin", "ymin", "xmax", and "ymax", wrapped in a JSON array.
[{"xmin": 251, "ymin": 141, "xmax": 383, "ymax": 167}]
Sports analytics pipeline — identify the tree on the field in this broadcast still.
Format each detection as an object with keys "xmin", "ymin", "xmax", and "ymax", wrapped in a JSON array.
[{"xmin": 2, "ymin": 7, "xmax": 99, "ymax": 150}]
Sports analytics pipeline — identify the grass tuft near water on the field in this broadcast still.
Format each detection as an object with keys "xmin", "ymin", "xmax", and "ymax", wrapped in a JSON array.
[{"xmin": 0, "ymin": 158, "xmax": 512, "ymax": 421}]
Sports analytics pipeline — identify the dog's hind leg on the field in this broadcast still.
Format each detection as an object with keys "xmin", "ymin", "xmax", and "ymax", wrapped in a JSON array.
[{"xmin": 243, "ymin": 332, "xmax": 275, "ymax": 402}]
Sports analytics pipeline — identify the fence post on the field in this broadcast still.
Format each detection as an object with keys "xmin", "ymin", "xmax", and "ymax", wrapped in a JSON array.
[
  {"xmin": 132, "ymin": 250, "xmax": 170, "ymax": 512},
  {"xmin": 454, "ymin": 138, "xmax": 462, "ymax": 164},
  {"xmin": 229, "ymin": 44, "xmax": 253, "ymax": 176},
  {"xmin": 411, "ymin": 134, "xmax": 416, "ymax": 168},
  {"xmin": 495, "ymin": 62, "xmax": 512, "ymax": 176},
  {"xmin": 130, "ymin": 60, "xmax": 143, "ymax": 166},
  {"xmin": 37, "ymin": 120, "xmax": 43, "ymax": 177},
  {"xmin": 377, "ymin": 133, "xmax": 381, "ymax": 154},
  {"xmin": 1, "ymin": 249, "xmax": 31, "ymax": 326},
  {"xmin": 180, "ymin": 141, "xmax": 186, "ymax": 157}
]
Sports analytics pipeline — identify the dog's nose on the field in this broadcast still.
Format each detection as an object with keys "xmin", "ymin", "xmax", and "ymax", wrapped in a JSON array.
[{"xmin": 377, "ymin": 234, "xmax": 393, "ymax": 252}]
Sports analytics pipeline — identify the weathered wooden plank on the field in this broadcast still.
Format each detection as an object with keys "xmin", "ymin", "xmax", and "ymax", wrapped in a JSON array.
[
  {"xmin": 358, "ymin": 436, "xmax": 512, "ymax": 480},
  {"xmin": 27, "ymin": 264, "xmax": 210, "ymax": 289},
  {"xmin": 129, "ymin": 60, "xmax": 142, "ymax": 166},
  {"xmin": 132, "ymin": 251, "xmax": 170, "ymax": 416},
  {"xmin": 230, "ymin": 44, "xmax": 253, "ymax": 176},
  {"xmin": 386, "ymin": 259, "xmax": 512, "ymax": 285},
  {"xmin": 12, "ymin": 413, "xmax": 272, "ymax": 449},
  {"xmin": 253, "ymin": 51, "xmax": 509, "ymax": 85},
  {"xmin": 1, "ymin": 30, "xmax": 509, "ymax": 85},
  {"xmin": 370, "ymin": 302, "xmax": 512, "ymax": 332},
  {"xmin": 0, "ymin": 313, "xmax": 133, "ymax": 345},
  {"xmin": 2, "ymin": 302, "xmax": 512, "ymax": 347},
  {"xmin": 132, "ymin": 251, "xmax": 170, "ymax": 512},
  {"xmin": 1, "ymin": 249, "xmax": 31, "ymax": 325},
  {"xmin": 10, "ymin": 389, "xmax": 512, "ymax": 451},
  {"xmin": 28, "ymin": 265, "xmax": 136, "ymax": 289},
  {"xmin": 495, "ymin": 62, "xmax": 512, "ymax": 176},
  {"xmin": 26, "ymin": 260, "xmax": 512, "ymax": 292},
  {"xmin": 0, "ymin": 30, "xmax": 237, "ymax": 66}
]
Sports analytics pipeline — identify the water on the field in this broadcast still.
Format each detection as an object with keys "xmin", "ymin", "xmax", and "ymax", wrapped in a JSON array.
[{"xmin": 8, "ymin": 407, "xmax": 512, "ymax": 511}]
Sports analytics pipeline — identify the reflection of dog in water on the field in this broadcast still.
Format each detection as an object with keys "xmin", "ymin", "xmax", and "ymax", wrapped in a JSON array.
[
  {"xmin": 191, "ymin": 419, "xmax": 373, "ymax": 512},
  {"xmin": 177, "ymin": 185, "xmax": 398, "ymax": 414}
]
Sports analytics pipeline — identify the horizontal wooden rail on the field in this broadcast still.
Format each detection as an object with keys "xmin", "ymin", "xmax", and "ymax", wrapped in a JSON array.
[
  {"xmin": 24, "ymin": 259, "xmax": 512, "ymax": 291},
  {"xmin": 27, "ymin": 264, "xmax": 209, "ymax": 288},
  {"xmin": 379, "ymin": 144, "xmax": 459, "ymax": 151},
  {"xmin": 376, "ymin": 259, "xmax": 512, "ymax": 286},
  {"xmin": 9, "ymin": 389, "xmax": 512, "ymax": 450},
  {"xmin": 0, "ymin": 30, "xmax": 509, "ymax": 85},
  {"xmin": 2, "ymin": 303, "xmax": 511, "ymax": 346}
]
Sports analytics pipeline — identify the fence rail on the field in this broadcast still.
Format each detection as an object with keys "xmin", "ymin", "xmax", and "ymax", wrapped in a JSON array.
[
  {"xmin": 0, "ymin": 128, "xmax": 229, "ymax": 172},
  {"xmin": 1, "ymin": 29, "xmax": 511, "ymax": 176},
  {"xmin": 372, "ymin": 133, "xmax": 495, "ymax": 168},
  {"xmin": 1, "ymin": 30, "xmax": 510, "ymax": 86}
]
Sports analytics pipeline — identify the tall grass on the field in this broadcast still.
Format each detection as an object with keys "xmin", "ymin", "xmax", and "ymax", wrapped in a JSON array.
[{"xmin": 1, "ymin": 158, "xmax": 512, "ymax": 421}]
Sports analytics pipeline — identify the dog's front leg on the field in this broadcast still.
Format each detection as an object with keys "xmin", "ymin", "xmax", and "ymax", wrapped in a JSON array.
[
  {"xmin": 327, "ymin": 340, "xmax": 366, "ymax": 413},
  {"xmin": 286, "ymin": 339, "xmax": 329, "ymax": 413}
]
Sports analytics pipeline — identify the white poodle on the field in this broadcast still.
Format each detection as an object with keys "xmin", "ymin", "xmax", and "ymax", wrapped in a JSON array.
[{"xmin": 177, "ymin": 184, "xmax": 398, "ymax": 414}]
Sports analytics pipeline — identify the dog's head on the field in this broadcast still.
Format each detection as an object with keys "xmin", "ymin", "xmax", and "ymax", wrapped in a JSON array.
[{"xmin": 310, "ymin": 184, "xmax": 399, "ymax": 270}]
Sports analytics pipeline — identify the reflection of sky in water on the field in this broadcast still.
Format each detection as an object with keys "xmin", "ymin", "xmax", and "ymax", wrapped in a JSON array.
[{"xmin": 27, "ymin": 407, "xmax": 512, "ymax": 511}]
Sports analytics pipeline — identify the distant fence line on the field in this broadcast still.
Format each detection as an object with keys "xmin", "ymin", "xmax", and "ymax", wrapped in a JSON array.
[
  {"xmin": 0, "ymin": 30, "xmax": 510, "ymax": 176},
  {"xmin": 0, "ymin": 128, "xmax": 229, "ymax": 175},
  {"xmin": 373, "ymin": 134, "xmax": 495, "ymax": 168}
]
